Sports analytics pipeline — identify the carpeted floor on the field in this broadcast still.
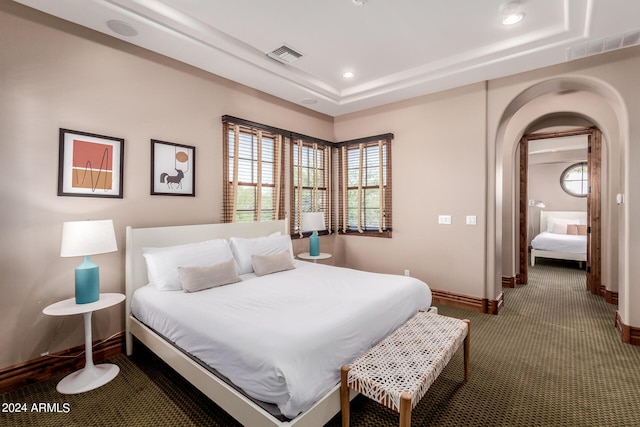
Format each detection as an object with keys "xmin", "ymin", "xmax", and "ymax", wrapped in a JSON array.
[{"xmin": 2, "ymin": 259, "xmax": 639, "ymax": 426}]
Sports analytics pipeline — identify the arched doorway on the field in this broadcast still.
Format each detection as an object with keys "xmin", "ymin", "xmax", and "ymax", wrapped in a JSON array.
[{"xmin": 490, "ymin": 76, "xmax": 627, "ymax": 339}]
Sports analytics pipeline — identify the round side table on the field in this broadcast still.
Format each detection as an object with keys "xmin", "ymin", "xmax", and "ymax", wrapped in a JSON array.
[
  {"xmin": 297, "ymin": 252, "xmax": 332, "ymax": 263},
  {"xmin": 43, "ymin": 293, "xmax": 125, "ymax": 394}
]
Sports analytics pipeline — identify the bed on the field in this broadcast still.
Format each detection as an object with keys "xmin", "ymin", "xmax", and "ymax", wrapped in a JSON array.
[
  {"xmin": 125, "ymin": 220, "xmax": 433, "ymax": 427},
  {"xmin": 530, "ymin": 211, "xmax": 587, "ymax": 267}
]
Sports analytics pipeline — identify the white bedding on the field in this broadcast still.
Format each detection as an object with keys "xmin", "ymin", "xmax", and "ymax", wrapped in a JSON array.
[
  {"xmin": 131, "ymin": 260, "xmax": 432, "ymax": 419},
  {"xmin": 531, "ymin": 231, "xmax": 586, "ymax": 254}
]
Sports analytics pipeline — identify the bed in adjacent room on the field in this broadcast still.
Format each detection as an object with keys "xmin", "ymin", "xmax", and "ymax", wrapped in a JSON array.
[
  {"xmin": 530, "ymin": 210, "xmax": 587, "ymax": 267},
  {"xmin": 125, "ymin": 220, "xmax": 432, "ymax": 427}
]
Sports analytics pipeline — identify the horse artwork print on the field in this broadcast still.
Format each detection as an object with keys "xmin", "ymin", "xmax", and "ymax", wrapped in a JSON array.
[
  {"xmin": 160, "ymin": 169, "xmax": 184, "ymax": 189},
  {"xmin": 151, "ymin": 139, "xmax": 196, "ymax": 196}
]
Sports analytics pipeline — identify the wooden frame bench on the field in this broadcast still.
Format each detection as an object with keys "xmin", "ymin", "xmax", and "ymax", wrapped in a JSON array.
[{"xmin": 340, "ymin": 311, "xmax": 470, "ymax": 427}]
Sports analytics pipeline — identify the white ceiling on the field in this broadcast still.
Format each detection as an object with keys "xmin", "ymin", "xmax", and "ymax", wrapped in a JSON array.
[{"xmin": 13, "ymin": 0, "xmax": 640, "ymax": 117}]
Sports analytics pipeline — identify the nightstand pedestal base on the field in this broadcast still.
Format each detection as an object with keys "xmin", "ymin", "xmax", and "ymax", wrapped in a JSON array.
[{"xmin": 57, "ymin": 363, "xmax": 120, "ymax": 394}]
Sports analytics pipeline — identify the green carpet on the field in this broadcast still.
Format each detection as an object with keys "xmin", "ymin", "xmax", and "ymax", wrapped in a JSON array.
[{"xmin": 2, "ymin": 260, "xmax": 639, "ymax": 426}]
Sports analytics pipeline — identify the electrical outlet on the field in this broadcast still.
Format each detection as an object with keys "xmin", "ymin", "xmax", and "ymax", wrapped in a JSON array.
[{"xmin": 404, "ymin": 269, "xmax": 410, "ymax": 276}]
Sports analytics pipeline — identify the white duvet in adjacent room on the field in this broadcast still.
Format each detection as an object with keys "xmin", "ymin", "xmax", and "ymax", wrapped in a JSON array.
[
  {"xmin": 131, "ymin": 260, "xmax": 432, "ymax": 419},
  {"xmin": 531, "ymin": 231, "xmax": 586, "ymax": 254}
]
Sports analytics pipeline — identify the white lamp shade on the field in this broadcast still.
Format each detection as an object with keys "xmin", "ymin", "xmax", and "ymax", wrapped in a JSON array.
[
  {"xmin": 302, "ymin": 212, "xmax": 326, "ymax": 232},
  {"xmin": 60, "ymin": 220, "xmax": 118, "ymax": 257}
]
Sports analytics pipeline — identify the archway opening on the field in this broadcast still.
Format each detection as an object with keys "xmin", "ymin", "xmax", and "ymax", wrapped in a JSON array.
[{"xmin": 492, "ymin": 76, "xmax": 627, "ymax": 337}]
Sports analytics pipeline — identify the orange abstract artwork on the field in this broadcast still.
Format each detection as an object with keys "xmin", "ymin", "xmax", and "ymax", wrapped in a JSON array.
[{"xmin": 71, "ymin": 139, "xmax": 113, "ymax": 191}]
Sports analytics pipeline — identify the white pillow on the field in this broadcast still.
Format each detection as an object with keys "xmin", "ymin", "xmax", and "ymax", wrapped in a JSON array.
[
  {"xmin": 178, "ymin": 258, "xmax": 241, "ymax": 292},
  {"xmin": 143, "ymin": 239, "xmax": 234, "ymax": 291},
  {"xmin": 552, "ymin": 222, "xmax": 568, "ymax": 234},
  {"xmin": 546, "ymin": 217, "xmax": 581, "ymax": 233},
  {"xmin": 252, "ymin": 250, "xmax": 295, "ymax": 277},
  {"xmin": 230, "ymin": 233, "xmax": 294, "ymax": 274}
]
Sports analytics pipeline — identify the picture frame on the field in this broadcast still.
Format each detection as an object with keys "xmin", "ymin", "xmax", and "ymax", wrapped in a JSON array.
[
  {"xmin": 58, "ymin": 128, "xmax": 125, "ymax": 198},
  {"xmin": 151, "ymin": 139, "xmax": 196, "ymax": 196}
]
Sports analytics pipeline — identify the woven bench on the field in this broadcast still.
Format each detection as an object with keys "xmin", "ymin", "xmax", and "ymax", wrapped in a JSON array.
[{"xmin": 340, "ymin": 311, "xmax": 470, "ymax": 427}]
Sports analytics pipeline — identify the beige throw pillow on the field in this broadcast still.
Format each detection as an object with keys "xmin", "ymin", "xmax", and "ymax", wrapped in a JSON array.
[
  {"xmin": 251, "ymin": 250, "xmax": 295, "ymax": 277},
  {"xmin": 178, "ymin": 258, "xmax": 241, "ymax": 293}
]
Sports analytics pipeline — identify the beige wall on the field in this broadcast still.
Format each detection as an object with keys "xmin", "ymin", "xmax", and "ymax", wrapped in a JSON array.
[
  {"xmin": 3, "ymin": 2, "xmax": 640, "ymax": 370},
  {"xmin": 334, "ymin": 83, "xmax": 488, "ymax": 298},
  {"xmin": 0, "ymin": 3, "xmax": 334, "ymax": 368}
]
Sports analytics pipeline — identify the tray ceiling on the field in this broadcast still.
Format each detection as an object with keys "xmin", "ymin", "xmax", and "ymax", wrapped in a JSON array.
[{"xmin": 13, "ymin": 0, "xmax": 640, "ymax": 116}]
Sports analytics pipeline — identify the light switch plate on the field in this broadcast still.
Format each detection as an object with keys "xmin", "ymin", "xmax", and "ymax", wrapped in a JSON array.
[
  {"xmin": 466, "ymin": 215, "xmax": 477, "ymax": 225},
  {"xmin": 438, "ymin": 215, "xmax": 452, "ymax": 225}
]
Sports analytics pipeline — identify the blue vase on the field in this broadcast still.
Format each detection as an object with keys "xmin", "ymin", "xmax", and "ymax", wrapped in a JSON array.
[
  {"xmin": 75, "ymin": 256, "xmax": 100, "ymax": 304},
  {"xmin": 309, "ymin": 231, "xmax": 320, "ymax": 256}
]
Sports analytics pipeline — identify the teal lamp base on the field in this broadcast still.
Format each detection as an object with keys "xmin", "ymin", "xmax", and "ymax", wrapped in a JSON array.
[
  {"xmin": 309, "ymin": 230, "xmax": 320, "ymax": 256},
  {"xmin": 75, "ymin": 256, "xmax": 100, "ymax": 304}
]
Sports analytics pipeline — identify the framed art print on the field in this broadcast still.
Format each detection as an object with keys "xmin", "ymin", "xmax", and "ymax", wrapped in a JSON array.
[
  {"xmin": 57, "ymin": 128, "xmax": 125, "ymax": 198},
  {"xmin": 151, "ymin": 139, "xmax": 196, "ymax": 196}
]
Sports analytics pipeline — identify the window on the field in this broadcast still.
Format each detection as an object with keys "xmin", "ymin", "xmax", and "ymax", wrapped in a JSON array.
[
  {"xmin": 561, "ymin": 162, "xmax": 588, "ymax": 197},
  {"xmin": 222, "ymin": 119, "xmax": 285, "ymax": 222},
  {"xmin": 338, "ymin": 135, "xmax": 393, "ymax": 237},
  {"xmin": 222, "ymin": 116, "xmax": 391, "ymax": 238},
  {"xmin": 291, "ymin": 139, "xmax": 331, "ymax": 236}
]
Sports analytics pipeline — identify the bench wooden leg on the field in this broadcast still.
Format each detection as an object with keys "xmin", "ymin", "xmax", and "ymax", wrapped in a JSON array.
[
  {"xmin": 463, "ymin": 319, "xmax": 470, "ymax": 382},
  {"xmin": 341, "ymin": 365, "xmax": 351, "ymax": 427},
  {"xmin": 399, "ymin": 392, "xmax": 412, "ymax": 427}
]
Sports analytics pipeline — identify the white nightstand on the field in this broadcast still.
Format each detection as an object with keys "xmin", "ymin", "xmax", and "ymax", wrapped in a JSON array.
[
  {"xmin": 297, "ymin": 252, "xmax": 332, "ymax": 263},
  {"xmin": 43, "ymin": 293, "xmax": 125, "ymax": 394}
]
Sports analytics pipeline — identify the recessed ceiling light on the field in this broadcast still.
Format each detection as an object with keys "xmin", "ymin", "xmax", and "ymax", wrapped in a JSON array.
[
  {"xmin": 342, "ymin": 71, "xmax": 356, "ymax": 79},
  {"xmin": 300, "ymin": 98, "xmax": 318, "ymax": 105},
  {"xmin": 499, "ymin": 1, "xmax": 525, "ymax": 25},
  {"xmin": 502, "ymin": 12, "xmax": 525, "ymax": 25},
  {"xmin": 107, "ymin": 20, "xmax": 138, "ymax": 37}
]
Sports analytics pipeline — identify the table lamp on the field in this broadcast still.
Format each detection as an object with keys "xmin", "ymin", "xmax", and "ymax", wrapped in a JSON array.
[
  {"xmin": 302, "ymin": 212, "xmax": 325, "ymax": 257},
  {"xmin": 60, "ymin": 219, "xmax": 118, "ymax": 304}
]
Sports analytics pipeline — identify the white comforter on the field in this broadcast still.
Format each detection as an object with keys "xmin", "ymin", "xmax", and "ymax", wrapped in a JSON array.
[
  {"xmin": 531, "ymin": 231, "xmax": 586, "ymax": 254},
  {"xmin": 131, "ymin": 260, "xmax": 432, "ymax": 418}
]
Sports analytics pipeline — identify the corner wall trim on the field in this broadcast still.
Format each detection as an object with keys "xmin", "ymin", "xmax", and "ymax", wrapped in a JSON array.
[
  {"xmin": 603, "ymin": 287, "xmax": 618, "ymax": 305},
  {"xmin": 431, "ymin": 289, "xmax": 502, "ymax": 315},
  {"xmin": 615, "ymin": 311, "xmax": 640, "ymax": 346},
  {"xmin": 0, "ymin": 332, "xmax": 124, "ymax": 394},
  {"xmin": 488, "ymin": 292, "xmax": 504, "ymax": 315},
  {"xmin": 502, "ymin": 276, "xmax": 515, "ymax": 288}
]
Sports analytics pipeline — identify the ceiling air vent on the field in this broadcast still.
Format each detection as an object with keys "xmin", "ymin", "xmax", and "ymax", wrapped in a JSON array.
[
  {"xmin": 567, "ymin": 29, "xmax": 640, "ymax": 61},
  {"xmin": 267, "ymin": 45, "xmax": 303, "ymax": 64}
]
